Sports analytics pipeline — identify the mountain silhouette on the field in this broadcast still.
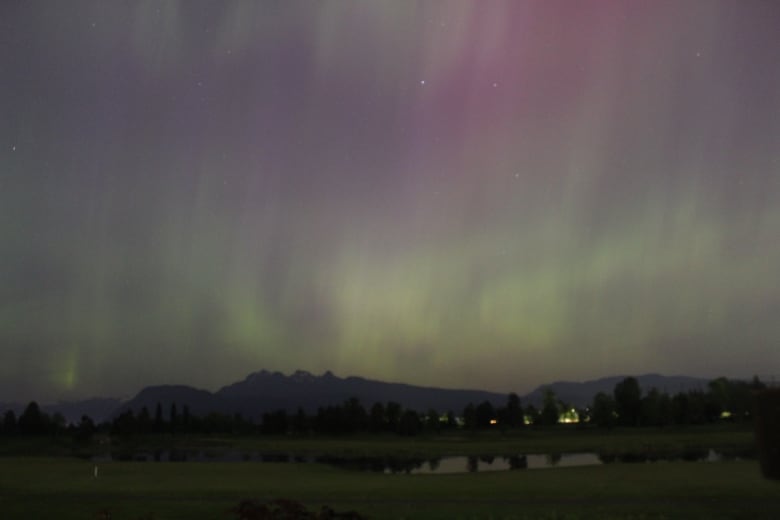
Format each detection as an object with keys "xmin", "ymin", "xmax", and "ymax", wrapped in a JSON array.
[
  {"xmin": 116, "ymin": 370, "xmax": 507, "ymax": 420},
  {"xmin": 522, "ymin": 374, "xmax": 709, "ymax": 408},
  {"xmin": 12, "ymin": 371, "xmax": 715, "ymax": 423}
]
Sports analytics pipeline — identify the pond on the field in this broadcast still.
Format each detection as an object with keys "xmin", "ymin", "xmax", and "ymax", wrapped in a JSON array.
[{"xmin": 91, "ymin": 448, "xmax": 747, "ymax": 474}]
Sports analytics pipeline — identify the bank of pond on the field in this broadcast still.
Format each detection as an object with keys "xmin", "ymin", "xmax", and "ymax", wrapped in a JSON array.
[{"xmin": 88, "ymin": 445, "xmax": 755, "ymax": 474}]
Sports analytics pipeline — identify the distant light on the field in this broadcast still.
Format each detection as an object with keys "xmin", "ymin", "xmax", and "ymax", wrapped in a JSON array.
[
  {"xmin": 558, "ymin": 409, "xmax": 580, "ymax": 424},
  {"xmin": 420, "ymin": 80, "xmax": 426, "ymax": 85},
  {"xmin": 489, "ymin": 418, "xmax": 498, "ymax": 425},
  {"xmin": 720, "ymin": 411, "xmax": 732, "ymax": 419}
]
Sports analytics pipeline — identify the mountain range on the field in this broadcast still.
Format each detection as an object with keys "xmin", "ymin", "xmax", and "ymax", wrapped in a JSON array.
[
  {"xmin": 522, "ymin": 374, "xmax": 708, "ymax": 408},
  {"xmin": 2, "ymin": 370, "xmax": 712, "ymax": 424},
  {"xmin": 112, "ymin": 370, "xmax": 508, "ymax": 422}
]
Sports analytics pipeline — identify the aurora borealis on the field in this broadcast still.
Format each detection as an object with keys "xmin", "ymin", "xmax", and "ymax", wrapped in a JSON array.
[{"xmin": 2, "ymin": 1, "xmax": 779, "ymax": 403}]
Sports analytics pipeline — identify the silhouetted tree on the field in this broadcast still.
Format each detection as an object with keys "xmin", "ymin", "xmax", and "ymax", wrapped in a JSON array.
[
  {"xmin": 315, "ymin": 405, "xmax": 345, "ymax": 434},
  {"xmin": 614, "ymin": 377, "xmax": 642, "ymax": 426},
  {"xmin": 462, "ymin": 403, "xmax": 477, "ymax": 430},
  {"xmin": 505, "ymin": 393, "xmax": 524, "ymax": 428},
  {"xmin": 201, "ymin": 412, "xmax": 233, "ymax": 434},
  {"xmin": 368, "ymin": 402, "xmax": 385, "ymax": 432},
  {"xmin": 640, "ymin": 388, "xmax": 663, "ymax": 427},
  {"xmin": 50, "ymin": 412, "xmax": 66, "ymax": 434},
  {"xmin": 2, "ymin": 410, "xmax": 16, "ymax": 435},
  {"xmin": 708, "ymin": 377, "xmax": 730, "ymax": 415},
  {"xmin": 291, "ymin": 407, "xmax": 309, "ymax": 434},
  {"xmin": 591, "ymin": 392, "xmax": 617, "ymax": 428},
  {"xmin": 182, "ymin": 405, "xmax": 191, "ymax": 433},
  {"xmin": 672, "ymin": 392, "xmax": 690, "ymax": 425},
  {"xmin": 75, "ymin": 414, "xmax": 96, "ymax": 442},
  {"xmin": 398, "ymin": 410, "xmax": 422, "ymax": 436},
  {"xmin": 234, "ymin": 413, "xmax": 254, "ymax": 435},
  {"xmin": 170, "ymin": 403, "xmax": 179, "ymax": 434},
  {"xmin": 706, "ymin": 376, "xmax": 756, "ymax": 423},
  {"xmin": 425, "ymin": 409, "xmax": 440, "ymax": 432},
  {"xmin": 525, "ymin": 404, "xmax": 539, "ymax": 425},
  {"xmin": 657, "ymin": 392, "xmax": 673, "ymax": 427},
  {"xmin": 539, "ymin": 388, "xmax": 560, "ymax": 426},
  {"xmin": 111, "ymin": 410, "xmax": 138, "ymax": 436},
  {"xmin": 262, "ymin": 409, "xmax": 288, "ymax": 435},
  {"xmin": 738, "ymin": 378, "xmax": 761, "ymax": 419},
  {"xmin": 343, "ymin": 397, "xmax": 368, "ymax": 432},
  {"xmin": 751, "ymin": 375, "xmax": 767, "ymax": 391},
  {"xmin": 137, "ymin": 406, "xmax": 152, "ymax": 434},
  {"xmin": 686, "ymin": 390, "xmax": 707, "ymax": 424},
  {"xmin": 385, "ymin": 401, "xmax": 402, "ymax": 432},
  {"xmin": 445, "ymin": 410, "xmax": 457, "ymax": 429},
  {"xmin": 475, "ymin": 401, "xmax": 496, "ymax": 428},
  {"xmin": 154, "ymin": 403, "xmax": 164, "ymax": 433},
  {"xmin": 18, "ymin": 402, "xmax": 46, "ymax": 435}
]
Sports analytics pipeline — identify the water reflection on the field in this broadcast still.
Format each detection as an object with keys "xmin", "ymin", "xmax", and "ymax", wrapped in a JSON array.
[
  {"xmin": 407, "ymin": 453, "xmax": 603, "ymax": 474},
  {"xmin": 596, "ymin": 446, "xmax": 749, "ymax": 465},
  {"xmin": 91, "ymin": 448, "xmax": 750, "ymax": 474}
]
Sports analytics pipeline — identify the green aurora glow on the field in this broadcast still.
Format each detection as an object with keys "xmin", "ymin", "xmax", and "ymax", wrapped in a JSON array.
[{"xmin": 1, "ymin": 1, "xmax": 779, "ymax": 402}]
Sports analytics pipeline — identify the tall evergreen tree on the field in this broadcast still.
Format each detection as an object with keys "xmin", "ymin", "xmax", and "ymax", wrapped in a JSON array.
[
  {"xmin": 614, "ymin": 377, "xmax": 642, "ymax": 426},
  {"xmin": 18, "ymin": 401, "xmax": 45, "ymax": 435}
]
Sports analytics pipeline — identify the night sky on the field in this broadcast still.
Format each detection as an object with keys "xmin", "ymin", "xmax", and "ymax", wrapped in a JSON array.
[{"xmin": 2, "ymin": 1, "xmax": 779, "ymax": 403}]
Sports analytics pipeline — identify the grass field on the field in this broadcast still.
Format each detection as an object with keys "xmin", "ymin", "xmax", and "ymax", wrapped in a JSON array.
[
  {"xmin": 1, "ymin": 456, "xmax": 778, "ymax": 519},
  {"xmin": 1, "ymin": 427, "xmax": 774, "ymax": 519}
]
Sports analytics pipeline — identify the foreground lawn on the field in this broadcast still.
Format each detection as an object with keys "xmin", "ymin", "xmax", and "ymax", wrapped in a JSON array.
[{"xmin": 1, "ymin": 457, "xmax": 778, "ymax": 519}]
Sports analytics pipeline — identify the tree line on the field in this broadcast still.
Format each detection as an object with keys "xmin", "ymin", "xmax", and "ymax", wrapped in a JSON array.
[
  {"xmin": 0, "ymin": 375, "xmax": 766, "ymax": 439},
  {"xmin": 586, "ymin": 375, "xmax": 765, "ymax": 428}
]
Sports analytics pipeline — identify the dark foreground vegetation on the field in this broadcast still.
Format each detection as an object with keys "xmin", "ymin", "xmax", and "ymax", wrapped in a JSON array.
[{"xmin": 232, "ymin": 499, "xmax": 366, "ymax": 519}]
